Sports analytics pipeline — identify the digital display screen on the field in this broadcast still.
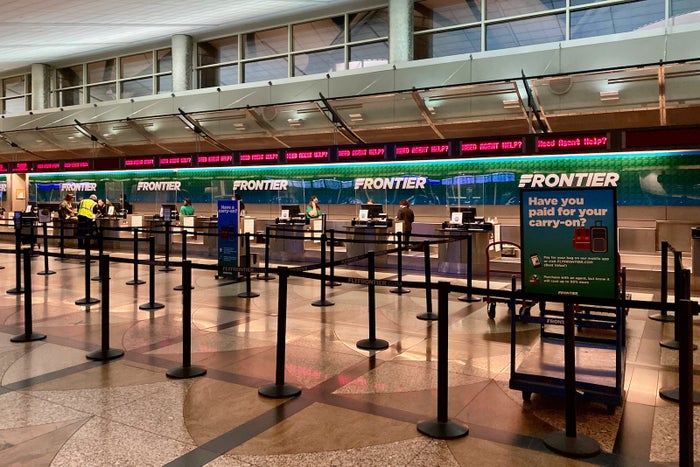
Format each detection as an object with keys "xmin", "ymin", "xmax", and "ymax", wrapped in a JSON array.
[
  {"xmin": 62, "ymin": 160, "xmax": 91, "ymax": 170},
  {"xmin": 239, "ymin": 152, "xmax": 279, "ymax": 165},
  {"xmin": 285, "ymin": 148, "xmax": 329, "ymax": 163},
  {"xmin": 536, "ymin": 134, "xmax": 608, "ymax": 152},
  {"xmin": 34, "ymin": 162, "xmax": 61, "ymax": 171},
  {"xmin": 158, "ymin": 156, "xmax": 193, "ymax": 168},
  {"xmin": 196, "ymin": 153, "xmax": 233, "ymax": 167},
  {"xmin": 338, "ymin": 145, "xmax": 385, "ymax": 161},
  {"xmin": 0, "ymin": 163, "xmax": 8, "ymax": 173},
  {"xmin": 93, "ymin": 157, "xmax": 120, "ymax": 171},
  {"xmin": 461, "ymin": 138, "xmax": 524, "ymax": 155},
  {"xmin": 395, "ymin": 143, "xmax": 450, "ymax": 159},
  {"xmin": 10, "ymin": 162, "xmax": 31, "ymax": 173},
  {"xmin": 124, "ymin": 157, "xmax": 156, "ymax": 168},
  {"xmin": 625, "ymin": 128, "xmax": 700, "ymax": 149}
]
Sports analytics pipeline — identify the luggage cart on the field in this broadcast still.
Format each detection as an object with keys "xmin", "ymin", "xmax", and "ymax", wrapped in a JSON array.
[{"xmin": 483, "ymin": 241, "xmax": 537, "ymax": 320}]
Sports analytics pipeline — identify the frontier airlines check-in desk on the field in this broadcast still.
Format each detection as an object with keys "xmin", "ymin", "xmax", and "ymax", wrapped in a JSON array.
[{"xmin": 437, "ymin": 223, "xmax": 494, "ymax": 275}]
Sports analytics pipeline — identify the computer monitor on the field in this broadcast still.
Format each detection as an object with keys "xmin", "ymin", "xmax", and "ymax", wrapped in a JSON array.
[
  {"xmin": 281, "ymin": 204, "xmax": 301, "ymax": 219},
  {"xmin": 361, "ymin": 204, "xmax": 383, "ymax": 219},
  {"xmin": 449, "ymin": 206, "xmax": 476, "ymax": 224},
  {"xmin": 160, "ymin": 204, "xmax": 178, "ymax": 220}
]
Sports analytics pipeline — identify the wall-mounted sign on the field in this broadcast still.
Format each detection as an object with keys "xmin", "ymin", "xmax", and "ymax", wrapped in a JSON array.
[
  {"xmin": 536, "ymin": 134, "xmax": 608, "ymax": 152},
  {"xmin": 396, "ymin": 143, "xmax": 450, "ymax": 159},
  {"xmin": 197, "ymin": 154, "xmax": 233, "ymax": 167},
  {"xmin": 338, "ymin": 145, "xmax": 385, "ymax": 162},
  {"xmin": 461, "ymin": 138, "xmax": 524, "ymax": 155},
  {"xmin": 239, "ymin": 152, "xmax": 279, "ymax": 165},
  {"xmin": 124, "ymin": 158, "xmax": 156, "ymax": 168},
  {"xmin": 285, "ymin": 148, "xmax": 329, "ymax": 163}
]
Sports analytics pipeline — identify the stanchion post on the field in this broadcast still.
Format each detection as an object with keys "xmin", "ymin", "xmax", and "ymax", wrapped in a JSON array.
[
  {"xmin": 660, "ymin": 253, "xmax": 695, "ymax": 350},
  {"xmin": 174, "ymin": 228, "xmax": 193, "ymax": 291},
  {"xmin": 160, "ymin": 220, "xmax": 175, "ymax": 272},
  {"xmin": 543, "ymin": 302, "xmax": 600, "ymax": 457},
  {"xmin": 650, "ymin": 241, "xmax": 673, "ymax": 321},
  {"xmin": 87, "ymin": 254, "xmax": 124, "ymax": 360},
  {"xmin": 58, "ymin": 218, "xmax": 66, "ymax": 260},
  {"xmin": 238, "ymin": 233, "xmax": 260, "ymax": 298},
  {"xmin": 75, "ymin": 237, "xmax": 99, "ymax": 306},
  {"xmin": 139, "ymin": 236, "xmax": 165, "ymax": 310},
  {"xmin": 257, "ymin": 226, "xmax": 275, "ymax": 281},
  {"xmin": 357, "ymin": 253, "xmax": 389, "ymax": 350},
  {"xmin": 11, "ymin": 249, "xmax": 46, "ymax": 343},
  {"xmin": 390, "ymin": 231, "xmax": 410, "ymax": 294},
  {"xmin": 417, "ymin": 281, "xmax": 468, "ymax": 439},
  {"xmin": 7, "ymin": 226, "xmax": 24, "ymax": 294},
  {"xmin": 326, "ymin": 229, "xmax": 340, "ymax": 287},
  {"xmin": 312, "ymin": 232, "xmax": 334, "ymax": 307},
  {"xmin": 417, "ymin": 241, "xmax": 437, "ymax": 321},
  {"xmin": 259, "ymin": 266, "xmax": 302, "ymax": 398},
  {"xmin": 167, "ymin": 260, "xmax": 207, "ymax": 378},
  {"xmin": 126, "ymin": 227, "xmax": 145, "ymax": 286},
  {"xmin": 678, "ymin": 298, "xmax": 695, "ymax": 466},
  {"xmin": 37, "ymin": 222, "xmax": 55, "ymax": 276},
  {"xmin": 91, "ymin": 226, "xmax": 106, "ymax": 281},
  {"xmin": 458, "ymin": 234, "xmax": 479, "ymax": 302}
]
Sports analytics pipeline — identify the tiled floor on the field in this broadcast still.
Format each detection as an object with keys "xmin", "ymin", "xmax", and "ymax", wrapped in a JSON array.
[{"xmin": 0, "ymin": 248, "xmax": 697, "ymax": 466}]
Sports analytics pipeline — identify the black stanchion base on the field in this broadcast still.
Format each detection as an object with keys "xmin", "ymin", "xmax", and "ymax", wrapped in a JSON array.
[
  {"xmin": 11, "ymin": 332, "xmax": 47, "ymax": 343},
  {"xmin": 417, "ymin": 419, "xmax": 469, "ymax": 439},
  {"xmin": 37, "ymin": 270, "xmax": 56, "ymax": 276},
  {"xmin": 75, "ymin": 297, "xmax": 100, "ymax": 305},
  {"xmin": 356, "ymin": 338, "xmax": 389, "ymax": 350},
  {"xmin": 660, "ymin": 339, "xmax": 698, "ymax": 350},
  {"xmin": 416, "ymin": 312, "xmax": 438, "ymax": 321},
  {"xmin": 126, "ymin": 279, "xmax": 146, "ymax": 286},
  {"xmin": 312, "ymin": 299, "xmax": 335, "ymax": 307},
  {"xmin": 166, "ymin": 366, "xmax": 207, "ymax": 379},
  {"xmin": 390, "ymin": 287, "xmax": 410, "ymax": 294},
  {"xmin": 173, "ymin": 284, "xmax": 194, "ymax": 291},
  {"xmin": 458, "ymin": 294, "xmax": 480, "ymax": 303},
  {"xmin": 86, "ymin": 348, "xmax": 125, "ymax": 361},
  {"xmin": 325, "ymin": 281, "xmax": 341, "ymax": 287},
  {"xmin": 648, "ymin": 312, "xmax": 674, "ymax": 322},
  {"xmin": 139, "ymin": 302, "xmax": 165, "ymax": 310},
  {"xmin": 659, "ymin": 387, "xmax": 700, "ymax": 404},
  {"xmin": 238, "ymin": 291, "xmax": 261, "ymax": 298},
  {"xmin": 259, "ymin": 383, "xmax": 302, "ymax": 398},
  {"xmin": 159, "ymin": 266, "xmax": 176, "ymax": 272},
  {"xmin": 91, "ymin": 275, "xmax": 111, "ymax": 282},
  {"xmin": 257, "ymin": 274, "xmax": 276, "ymax": 281},
  {"xmin": 543, "ymin": 431, "xmax": 600, "ymax": 458},
  {"xmin": 0, "ymin": 265, "xmax": 5, "ymax": 269},
  {"xmin": 7, "ymin": 288, "xmax": 24, "ymax": 295}
]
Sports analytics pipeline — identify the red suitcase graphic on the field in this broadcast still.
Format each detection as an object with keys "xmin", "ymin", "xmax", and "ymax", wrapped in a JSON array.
[{"xmin": 573, "ymin": 227, "xmax": 591, "ymax": 250}]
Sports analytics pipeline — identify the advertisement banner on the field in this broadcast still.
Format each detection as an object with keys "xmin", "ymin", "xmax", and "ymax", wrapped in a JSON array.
[
  {"xmin": 521, "ymin": 187, "xmax": 617, "ymax": 299},
  {"xmin": 217, "ymin": 200, "xmax": 240, "ymax": 278}
]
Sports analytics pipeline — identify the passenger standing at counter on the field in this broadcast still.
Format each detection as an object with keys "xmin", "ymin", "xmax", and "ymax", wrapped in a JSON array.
[
  {"xmin": 58, "ymin": 193, "xmax": 76, "ymax": 220},
  {"xmin": 396, "ymin": 199, "xmax": 415, "ymax": 250},
  {"xmin": 234, "ymin": 194, "xmax": 245, "ymax": 216},
  {"xmin": 95, "ymin": 199, "xmax": 108, "ymax": 218},
  {"xmin": 180, "ymin": 198, "xmax": 194, "ymax": 216},
  {"xmin": 305, "ymin": 196, "xmax": 321, "ymax": 220}
]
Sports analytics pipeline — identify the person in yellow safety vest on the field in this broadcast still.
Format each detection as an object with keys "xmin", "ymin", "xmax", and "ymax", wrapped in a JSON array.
[
  {"xmin": 77, "ymin": 194, "xmax": 98, "ymax": 220},
  {"xmin": 77, "ymin": 194, "xmax": 98, "ymax": 247}
]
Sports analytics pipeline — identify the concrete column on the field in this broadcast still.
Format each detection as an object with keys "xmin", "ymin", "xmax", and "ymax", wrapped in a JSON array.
[
  {"xmin": 389, "ymin": 0, "xmax": 413, "ymax": 64},
  {"xmin": 8, "ymin": 173, "xmax": 27, "ymax": 213},
  {"xmin": 31, "ymin": 64, "xmax": 51, "ymax": 110},
  {"xmin": 172, "ymin": 34, "xmax": 193, "ymax": 92}
]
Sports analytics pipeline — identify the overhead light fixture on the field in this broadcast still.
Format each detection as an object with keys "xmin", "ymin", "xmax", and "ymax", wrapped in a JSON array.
[
  {"xmin": 427, "ymin": 106, "xmax": 436, "ymax": 115},
  {"xmin": 233, "ymin": 122, "xmax": 247, "ymax": 131},
  {"xmin": 502, "ymin": 99, "xmax": 520, "ymax": 109},
  {"xmin": 348, "ymin": 113, "xmax": 363, "ymax": 122},
  {"xmin": 287, "ymin": 118, "xmax": 301, "ymax": 127},
  {"xmin": 599, "ymin": 90, "xmax": 620, "ymax": 102}
]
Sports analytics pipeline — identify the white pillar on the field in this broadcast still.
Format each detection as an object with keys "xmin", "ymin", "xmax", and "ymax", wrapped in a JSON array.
[
  {"xmin": 31, "ymin": 64, "xmax": 51, "ymax": 110},
  {"xmin": 389, "ymin": 0, "xmax": 413, "ymax": 64},
  {"xmin": 172, "ymin": 35, "xmax": 193, "ymax": 92}
]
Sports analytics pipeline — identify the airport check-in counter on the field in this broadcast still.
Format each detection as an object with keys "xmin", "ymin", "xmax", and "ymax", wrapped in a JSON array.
[
  {"xmin": 437, "ymin": 223, "xmax": 493, "ymax": 275},
  {"xmin": 345, "ymin": 220, "xmax": 392, "ymax": 267},
  {"xmin": 270, "ymin": 220, "xmax": 307, "ymax": 262}
]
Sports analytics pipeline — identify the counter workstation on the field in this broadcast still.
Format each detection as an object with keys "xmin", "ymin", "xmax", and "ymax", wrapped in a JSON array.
[
  {"xmin": 437, "ymin": 223, "xmax": 493, "ymax": 275},
  {"xmin": 269, "ymin": 222, "xmax": 307, "ymax": 262},
  {"xmin": 345, "ymin": 222, "xmax": 392, "ymax": 267}
]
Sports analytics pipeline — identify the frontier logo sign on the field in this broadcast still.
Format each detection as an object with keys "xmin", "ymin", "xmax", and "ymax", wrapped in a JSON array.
[
  {"xmin": 518, "ymin": 172, "xmax": 619, "ymax": 189},
  {"xmin": 136, "ymin": 181, "xmax": 181, "ymax": 191}
]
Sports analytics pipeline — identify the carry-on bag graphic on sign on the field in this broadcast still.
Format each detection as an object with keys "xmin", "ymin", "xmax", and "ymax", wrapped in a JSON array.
[
  {"xmin": 573, "ymin": 227, "xmax": 591, "ymax": 250},
  {"xmin": 590, "ymin": 220, "xmax": 608, "ymax": 253}
]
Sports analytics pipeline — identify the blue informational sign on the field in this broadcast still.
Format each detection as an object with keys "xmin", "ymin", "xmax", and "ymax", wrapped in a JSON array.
[
  {"xmin": 217, "ymin": 200, "xmax": 240, "ymax": 278},
  {"xmin": 520, "ymin": 187, "xmax": 617, "ymax": 299}
]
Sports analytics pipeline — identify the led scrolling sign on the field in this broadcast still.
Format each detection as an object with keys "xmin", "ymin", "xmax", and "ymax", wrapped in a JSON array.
[{"xmin": 0, "ymin": 132, "xmax": 625, "ymax": 174}]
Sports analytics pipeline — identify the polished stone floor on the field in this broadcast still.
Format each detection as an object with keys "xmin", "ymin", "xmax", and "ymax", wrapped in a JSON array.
[{"xmin": 0, "ymin": 249, "xmax": 697, "ymax": 466}]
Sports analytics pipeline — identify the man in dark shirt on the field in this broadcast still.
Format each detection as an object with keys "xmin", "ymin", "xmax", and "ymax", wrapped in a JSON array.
[{"xmin": 396, "ymin": 199, "xmax": 414, "ymax": 250}]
